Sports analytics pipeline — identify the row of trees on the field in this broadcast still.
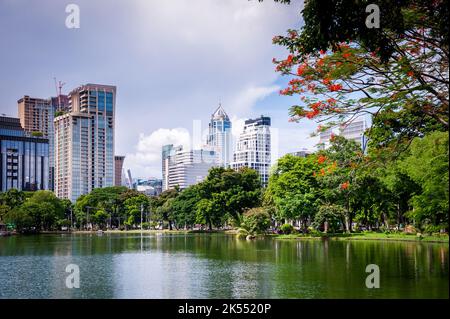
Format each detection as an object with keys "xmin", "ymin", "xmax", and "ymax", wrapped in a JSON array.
[
  {"xmin": 266, "ymin": 132, "xmax": 448, "ymax": 234},
  {"xmin": 0, "ymin": 189, "xmax": 72, "ymax": 232},
  {"xmin": 0, "ymin": 168, "xmax": 263, "ymax": 233},
  {"xmin": 263, "ymin": 0, "xmax": 448, "ymax": 234},
  {"xmin": 1, "ymin": 130, "xmax": 447, "ymax": 234}
]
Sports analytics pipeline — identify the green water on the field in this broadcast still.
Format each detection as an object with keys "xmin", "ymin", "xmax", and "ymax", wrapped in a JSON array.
[{"xmin": 0, "ymin": 233, "xmax": 448, "ymax": 298}]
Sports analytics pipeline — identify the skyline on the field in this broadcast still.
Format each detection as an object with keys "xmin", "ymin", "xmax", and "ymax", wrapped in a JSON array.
[{"xmin": 0, "ymin": 0, "xmax": 321, "ymax": 179}]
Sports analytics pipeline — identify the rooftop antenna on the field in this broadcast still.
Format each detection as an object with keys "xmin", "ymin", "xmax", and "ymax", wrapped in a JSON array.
[{"xmin": 53, "ymin": 77, "xmax": 66, "ymax": 110}]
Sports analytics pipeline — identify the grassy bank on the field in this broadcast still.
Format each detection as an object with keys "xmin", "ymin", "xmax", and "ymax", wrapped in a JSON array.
[
  {"xmin": 272, "ymin": 232, "xmax": 449, "ymax": 243},
  {"xmin": 72, "ymin": 229, "xmax": 226, "ymax": 234},
  {"xmin": 32, "ymin": 229, "xmax": 449, "ymax": 243}
]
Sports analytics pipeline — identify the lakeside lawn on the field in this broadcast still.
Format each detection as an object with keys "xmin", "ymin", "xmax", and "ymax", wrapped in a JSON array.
[
  {"xmin": 272, "ymin": 232, "xmax": 449, "ymax": 243},
  {"xmin": 66, "ymin": 229, "xmax": 450, "ymax": 243}
]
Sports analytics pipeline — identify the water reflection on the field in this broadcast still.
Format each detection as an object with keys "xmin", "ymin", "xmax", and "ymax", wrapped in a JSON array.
[{"xmin": 0, "ymin": 233, "xmax": 448, "ymax": 298}]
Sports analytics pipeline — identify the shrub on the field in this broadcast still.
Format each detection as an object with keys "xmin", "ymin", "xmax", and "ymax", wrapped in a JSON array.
[
  {"xmin": 280, "ymin": 223, "xmax": 294, "ymax": 234},
  {"xmin": 423, "ymin": 224, "xmax": 443, "ymax": 235},
  {"xmin": 239, "ymin": 208, "xmax": 271, "ymax": 236}
]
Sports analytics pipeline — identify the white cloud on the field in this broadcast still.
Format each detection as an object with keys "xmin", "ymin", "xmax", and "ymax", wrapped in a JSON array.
[
  {"xmin": 228, "ymin": 85, "xmax": 281, "ymax": 116},
  {"xmin": 125, "ymin": 128, "xmax": 191, "ymax": 178}
]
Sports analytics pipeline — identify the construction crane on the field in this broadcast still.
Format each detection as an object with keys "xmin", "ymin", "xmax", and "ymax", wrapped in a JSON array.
[{"xmin": 53, "ymin": 77, "xmax": 66, "ymax": 110}]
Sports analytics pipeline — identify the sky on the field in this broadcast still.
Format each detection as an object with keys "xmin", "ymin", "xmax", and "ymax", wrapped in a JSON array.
[{"xmin": 0, "ymin": 0, "xmax": 320, "ymax": 178}]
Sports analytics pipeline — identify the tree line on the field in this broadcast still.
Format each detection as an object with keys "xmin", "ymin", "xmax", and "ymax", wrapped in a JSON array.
[{"xmin": 1, "ymin": 130, "xmax": 447, "ymax": 235}]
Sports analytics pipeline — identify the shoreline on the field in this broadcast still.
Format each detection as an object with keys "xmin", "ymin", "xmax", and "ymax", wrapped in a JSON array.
[
  {"xmin": 10, "ymin": 229, "xmax": 447, "ymax": 243},
  {"xmin": 271, "ymin": 233, "xmax": 449, "ymax": 243}
]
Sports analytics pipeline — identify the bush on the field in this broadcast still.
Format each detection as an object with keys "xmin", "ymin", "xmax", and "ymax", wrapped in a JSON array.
[
  {"xmin": 307, "ymin": 226, "xmax": 322, "ymax": 236},
  {"xmin": 240, "ymin": 208, "xmax": 271, "ymax": 236},
  {"xmin": 423, "ymin": 224, "xmax": 443, "ymax": 235},
  {"xmin": 141, "ymin": 222, "xmax": 151, "ymax": 230},
  {"xmin": 280, "ymin": 223, "xmax": 294, "ymax": 235}
]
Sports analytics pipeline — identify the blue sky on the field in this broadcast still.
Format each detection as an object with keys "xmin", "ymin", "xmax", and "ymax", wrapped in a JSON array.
[{"xmin": 0, "ymin": 0, "xmax": 319, "ymax": 178}]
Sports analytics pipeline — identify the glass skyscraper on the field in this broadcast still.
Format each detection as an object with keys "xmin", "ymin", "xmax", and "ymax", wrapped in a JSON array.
[
  {"xmin": 0, "ymin": 116, "xmax": 49, "ymax": 192},
  {"xmin": 206, "ymin": 104, "xmax": 232, "ymax": 167},
  {"xmin": 54, "ymin": 84, "xmax": 115, "ymax": 202}
]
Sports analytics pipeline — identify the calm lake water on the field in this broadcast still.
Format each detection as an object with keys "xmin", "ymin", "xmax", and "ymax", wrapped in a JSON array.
[{"xmin": 0, "ymin": 233, "xmax": 448, "ymax": 299}]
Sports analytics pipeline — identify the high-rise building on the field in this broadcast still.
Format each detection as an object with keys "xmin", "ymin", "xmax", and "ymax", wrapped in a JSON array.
[
  {"xmin": 318, "ymin": 118, "xmax": 368, "ymax": 150},
  {"xmin": 17, "ymin": 96, "xmax": 55, "ymax": 190},
  {"xmin": 54, "ymin": 84, "xmax": 116, "ymax": 202},
  {"xmin": 162, "ymin": 144, "xmax": 173, "ymax": 191},
  {"xmin": 231, "ymin": 115, "xmax": 271, "ymax": 186},
  {"xmin": 206, "ymin": 104, "xmax": 232, "ymax": 167},
  {"xmin": 0, "ymin": 116, "xmax": 49, "ymax": 192},
  {"xmin": 162, "ymin": 144, "xmax": 216, "ymax": 191},
  {"xmin": 114, "ymin": 155, "xmax": 125, "ymax": 187}
]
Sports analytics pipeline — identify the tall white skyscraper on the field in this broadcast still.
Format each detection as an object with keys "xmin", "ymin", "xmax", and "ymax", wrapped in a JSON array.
[
  {"xmin": 206, "ymin": 104, "xmax": 232, "ymax": 167},
  {"xmin": 54, "ymin": 84, "xmax": 115, "ymax": 202},
  {"xmin": 231, "ymin": 116, "xmax": 271, "ymax": 186}
]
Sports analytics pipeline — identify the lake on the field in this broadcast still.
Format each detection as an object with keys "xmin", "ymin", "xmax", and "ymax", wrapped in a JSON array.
[{"xmin": 0, "ymin": 233, "xmax": 448, "ymax": 298}]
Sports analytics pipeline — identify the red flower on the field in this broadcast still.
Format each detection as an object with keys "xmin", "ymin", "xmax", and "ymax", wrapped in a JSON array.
[
  {"xmin": 286, "ymin": 54, "xmax": 294, "ymax": 64},
  {"xmin": 340, "ymin": 181, "xmax": 350, "ymax": 190},
  {"xmin": 328, "ymin": 84, "xmax": 342, "ymax": 92},
  {"xmin": 306, "ymin": 109, "xmax": 320, "ymax": 119},
  {"xmin": 317, "ymin": 155, "xmax": 327, "ymax": 164},
  {"xmin": 407, "ymin": 71, "xmax": 414, "ymax": 77},
  {"xmin": 327, "ymin": 98, "xmax": 337, "ymax": 106},
  {"xmin": 297, "ymin": 63, "xmax": 307, "ymax": 76}
]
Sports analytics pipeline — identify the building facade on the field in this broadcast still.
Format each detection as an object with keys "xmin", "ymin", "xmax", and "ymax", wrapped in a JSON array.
[
  {"xmin": 318, "ymin": 118, "xmax": 368, "ymax": 150},
  {"xmin": 114, "ymin": 155, "xmax": 125, "ymax": 187},
  {"xmin": 54, "ymin": 84, "xmax": 116, "ymax": 202},
  {"xmin": 0, "ymin": 116, "xmax": 49, "ymax": 192},
  {"xmin": 231, "ymin": 116, "xmax": 271, "ymax": 186},
  {"xmin": 17, "ymin": 96, "xmax": 55, "ymax": 190},
  {"xmin": 162, "ymin": 144, "xmax": 216, "ymax": 191},
  {"xmin": 206, "ymin": 104, "xmax": 232, "ymax": 167}
]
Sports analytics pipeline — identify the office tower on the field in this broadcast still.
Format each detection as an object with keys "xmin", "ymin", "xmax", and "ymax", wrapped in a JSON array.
[
  {"xmin": 206, "ymin": 104, "xmax": 232, "ymax": 167},
  {"xmin": 162, "ymin": 144, "xmax": 173, "ymax": 191},
  {"xmin": 54, "ymin": 84, "xmax": 116, "ymax": 202},
  {"xmin": 0, "ymin": 116, "xmax": 49, "ymax": 192},
  {"xmin": 318, "ymin": 117, "xmax": 368, "ymax": 150},
  {"xmin": 231, "ymin": 115, "xmax": 271, "ymax": 186},
  {"xmin": 17, "ymin": 96, "xmax": 55, "ymax": 190},
  {"xmin": 114, "ymin": 155, "xmax": 125, "ymax": 187},
  {"xmin": 162, "ymin": 144, "xmax": 216, "ymax": 191}
]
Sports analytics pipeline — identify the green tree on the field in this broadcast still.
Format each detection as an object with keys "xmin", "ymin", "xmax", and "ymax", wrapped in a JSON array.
[
  {"xmin": 195, "ymin": 197, "xmax": 223, "ymax": 231},
  {"xmin": 266, "ymin": 154, "xmax": 320, "ymax": 231},
  {"xmin": 271, "ymin": 0, "xmax": 448, "ymax": 155},
  {"xmin": 5, "ymin": 191, "xmax": 64, "ymax": 232},
  {"xmin": 401, "ymin": 131, "xmax": 449, "ymax": 230},
  {"xmin": 124, "ymin": 194, "xmax": 150, "ymax": 229},
  {"xmin": 171, "ymin": 185, "xmax": 201, "ymax": 229},
  {"xmin": 198, "ymin": 167, "xmax": 261, "ymax": 225},
  {"xmin": 239, "ymin": 207, "xmax": 271, "ymax": 236}
]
